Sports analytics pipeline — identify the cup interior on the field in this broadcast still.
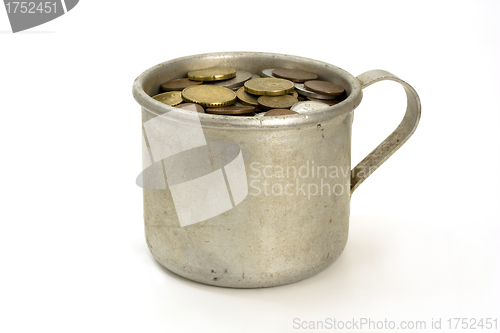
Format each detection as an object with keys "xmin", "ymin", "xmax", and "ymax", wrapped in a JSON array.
[{"xmin": 133, "ymin": 52, "xmax": 362, "ymax": 128}]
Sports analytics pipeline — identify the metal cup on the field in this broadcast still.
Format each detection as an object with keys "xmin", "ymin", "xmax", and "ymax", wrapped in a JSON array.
[{"xmin": 132, "ymin": 52, "xmax": 421, "ymax": 288}]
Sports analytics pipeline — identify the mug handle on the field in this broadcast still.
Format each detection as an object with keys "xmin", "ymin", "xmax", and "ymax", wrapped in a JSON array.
[{"xmin": 350, "ymin": 70, "xmax": 421, "ymax": 194}]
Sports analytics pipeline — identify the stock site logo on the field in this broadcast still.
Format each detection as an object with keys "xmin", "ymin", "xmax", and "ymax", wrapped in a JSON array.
[
  {"xmin": 137, "ymin": 110, "xmax": 249, "ymax": 227},
  {"xmin": 3, "ymin": 0, "xmax": 78, "ymax": 33}
]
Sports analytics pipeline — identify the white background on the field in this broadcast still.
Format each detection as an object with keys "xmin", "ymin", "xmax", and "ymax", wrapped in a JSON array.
[{"xmin": 1, "ymin": 1, "xmax": 499, "ymax": 332}]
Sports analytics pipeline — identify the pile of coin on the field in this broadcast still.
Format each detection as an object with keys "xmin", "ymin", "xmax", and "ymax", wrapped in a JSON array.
[{"xmin": 152, "ymin": 67, "xmax": 346, "ymax": 117}]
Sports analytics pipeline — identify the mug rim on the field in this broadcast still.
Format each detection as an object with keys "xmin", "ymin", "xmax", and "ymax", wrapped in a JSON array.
[{"xmin": 132, "ymin": 51, "xmax": 362, "ymax": 129}]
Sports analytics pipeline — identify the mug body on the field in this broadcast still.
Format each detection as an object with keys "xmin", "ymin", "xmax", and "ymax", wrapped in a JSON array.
[{"xmin": 133, "ymin": 52, "xmax": 363, "ymax": 288}]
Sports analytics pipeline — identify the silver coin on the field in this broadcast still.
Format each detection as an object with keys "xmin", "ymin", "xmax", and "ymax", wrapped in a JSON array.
[
  {"xmin": 294, "ymin": 83, "xmax": 336, "ymax": 100},
  {"xmin": 261, "ymin": 69, "xmax": 275, "ymax": 78},
  {"xmin": 253, "ymin": 112, "xmax": 266, "ymax": 119},
  {"xmin": 290, "ymin": 101, "xmax": 330, "ymax": 113},
  {"xmin": 206, "ymin": 71, "xmax": 252, "ymax": 89}
]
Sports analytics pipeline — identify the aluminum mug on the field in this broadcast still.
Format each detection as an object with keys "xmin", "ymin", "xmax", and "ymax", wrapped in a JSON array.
[{"xmin": 132, "ymin": 52, "xmax": 421, "ymax": 288}]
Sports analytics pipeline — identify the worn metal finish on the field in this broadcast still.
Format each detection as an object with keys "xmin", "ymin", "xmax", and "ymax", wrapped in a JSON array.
[
  {"xmin": 351, "ymin": 70, "xmax": 421, "ymax": 193},
  {"xmin": 132, "ymin": 52, "xmax": 421, "ymax": 288}
]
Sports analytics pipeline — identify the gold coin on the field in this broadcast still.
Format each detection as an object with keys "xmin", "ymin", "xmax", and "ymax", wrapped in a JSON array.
[
  {"xmin": 187, "ymin": 67, "xmax": 236, "ymax": 81},
  {"xmin": 289, "ymin": 90, "xmax": 298, "ymax": 98},
  {"xmin": 258, "ymin": 94, "xmax": 298, "ymax": 110},
  {"xmin": 236, "ymin": 86, "xmax": 259, "ymax": 106},
  {"xmin": 182, "ymin": 85, "xmax": 236, "ymax": 107},
  {"xmin": 152, "ymin": 91, "xmax": 183, "ymax": 106},
  {"xmin": 244, "ymin": 78, "xmax": 295, "ymax": 96}
]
